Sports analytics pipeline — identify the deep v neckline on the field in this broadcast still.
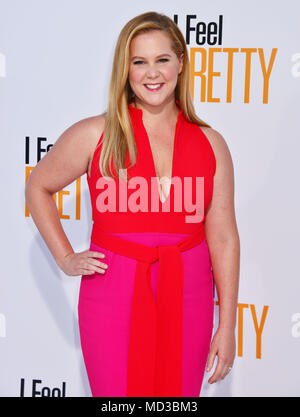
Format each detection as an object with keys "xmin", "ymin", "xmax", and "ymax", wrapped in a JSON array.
[{"xmin": 129, "ymin": 100, "xmax": 183, "ymax": 204}]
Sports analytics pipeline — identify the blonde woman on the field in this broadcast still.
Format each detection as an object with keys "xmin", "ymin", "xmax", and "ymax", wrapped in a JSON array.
[{"xmin": 25, "ymin": 11, "xmax": 240, "ymax": 397}]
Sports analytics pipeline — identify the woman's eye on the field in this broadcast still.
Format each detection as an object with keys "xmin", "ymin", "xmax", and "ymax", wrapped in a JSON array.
[{"xmin": 133, "ymin": 58, "xmax": 169, "ymax": 65}]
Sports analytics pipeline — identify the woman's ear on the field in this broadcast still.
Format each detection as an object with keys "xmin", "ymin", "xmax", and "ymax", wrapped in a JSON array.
[{"xmin": 179, "ymin": 53, "xmax": 184, "ymax": 74}]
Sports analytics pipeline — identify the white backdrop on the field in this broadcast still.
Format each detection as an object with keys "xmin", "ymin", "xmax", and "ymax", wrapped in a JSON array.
[{"xmin": 1, "ymin": 0, "xmax": 300, "ymax": 397}]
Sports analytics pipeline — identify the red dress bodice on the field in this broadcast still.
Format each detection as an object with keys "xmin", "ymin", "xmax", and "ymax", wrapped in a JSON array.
[{"xmin": 86, "ymin": 100, "xmax": 216, "ymax": 234}]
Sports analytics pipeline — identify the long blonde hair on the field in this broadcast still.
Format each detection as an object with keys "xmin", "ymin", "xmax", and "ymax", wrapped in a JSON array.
[{"xmin": 99, "ymin": 11, "xmax": 211, "ymax": 181}]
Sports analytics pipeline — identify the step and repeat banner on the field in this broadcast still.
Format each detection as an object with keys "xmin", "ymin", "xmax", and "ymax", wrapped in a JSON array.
[{"xmin": 1, "ymin": 0, "xmax": 299, "ymax": 397}]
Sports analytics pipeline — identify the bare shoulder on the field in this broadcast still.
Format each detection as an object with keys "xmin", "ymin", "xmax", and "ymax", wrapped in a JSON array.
[
  {"xmin": 54, "ymin": 111, "xmax": 106, "ymax": 155},
  {"xmin": 72, "ymin": 112, "xmax": 106, "ymax": 156},
  {"xmin": 199, "ymin": 126, "xmax": 230, "ymax": 154},
  {"xmin": 199, "ymin": 126, "xmax": 234, "ymax": 171},
  {"xmin": 63, "ymin": 112, "xmax": 107, "ymax": 171},
  {"xmin": 26, "ymin": 112, "xmax": 107, "ymax": 194}
]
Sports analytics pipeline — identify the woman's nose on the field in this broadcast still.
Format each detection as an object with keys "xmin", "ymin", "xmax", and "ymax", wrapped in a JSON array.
[{"xmin": 145, "ymin": 65, "xmax": 160, "ymax": 77}]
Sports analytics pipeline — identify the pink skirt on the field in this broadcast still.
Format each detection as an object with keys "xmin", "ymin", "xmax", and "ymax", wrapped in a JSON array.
[{"xmin": 78, "ymin": 232, "xmax": 214, "ymax": 397}]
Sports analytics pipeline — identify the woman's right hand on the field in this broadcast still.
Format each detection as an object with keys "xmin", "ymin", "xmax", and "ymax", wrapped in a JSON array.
[{"xmin": 58, "ymin": 250, "xmax": 108, "ymax": 276}]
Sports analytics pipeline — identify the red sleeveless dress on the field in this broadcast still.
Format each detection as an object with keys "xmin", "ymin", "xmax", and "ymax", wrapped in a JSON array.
[{"xmin": 78, "ymin": 100, "xmax": 216, "ymax": 397}]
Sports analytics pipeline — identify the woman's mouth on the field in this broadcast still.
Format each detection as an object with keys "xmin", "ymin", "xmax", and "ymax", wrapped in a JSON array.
[{"xmin": 144, "ymin": 83, "xmax": 164, "ymax": 91}]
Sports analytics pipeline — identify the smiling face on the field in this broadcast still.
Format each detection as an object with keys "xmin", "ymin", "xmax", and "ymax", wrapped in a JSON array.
[{"xmin": 128, "ymin": 30, "xmax": 183, "ymax": 108}]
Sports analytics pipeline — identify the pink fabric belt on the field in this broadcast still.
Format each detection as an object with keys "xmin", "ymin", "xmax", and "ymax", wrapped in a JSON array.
[{"xmin": 91, "ymin": 223, "xmax": 206, "ymax": 397}]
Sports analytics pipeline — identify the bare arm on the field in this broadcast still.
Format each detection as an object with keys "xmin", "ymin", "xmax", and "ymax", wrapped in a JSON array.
[
  {"xmin": 202, "ymin": 127, "xmax": 240, "ymax": 383},
  {"xmin": 25, "ymin": 114, "xmax": 108, "ymax": 275}
]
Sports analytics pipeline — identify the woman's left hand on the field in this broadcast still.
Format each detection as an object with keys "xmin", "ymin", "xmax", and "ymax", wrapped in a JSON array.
[{"xmin": 206, "ymin": 327, "xmax": 236, "ymax": 384}]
